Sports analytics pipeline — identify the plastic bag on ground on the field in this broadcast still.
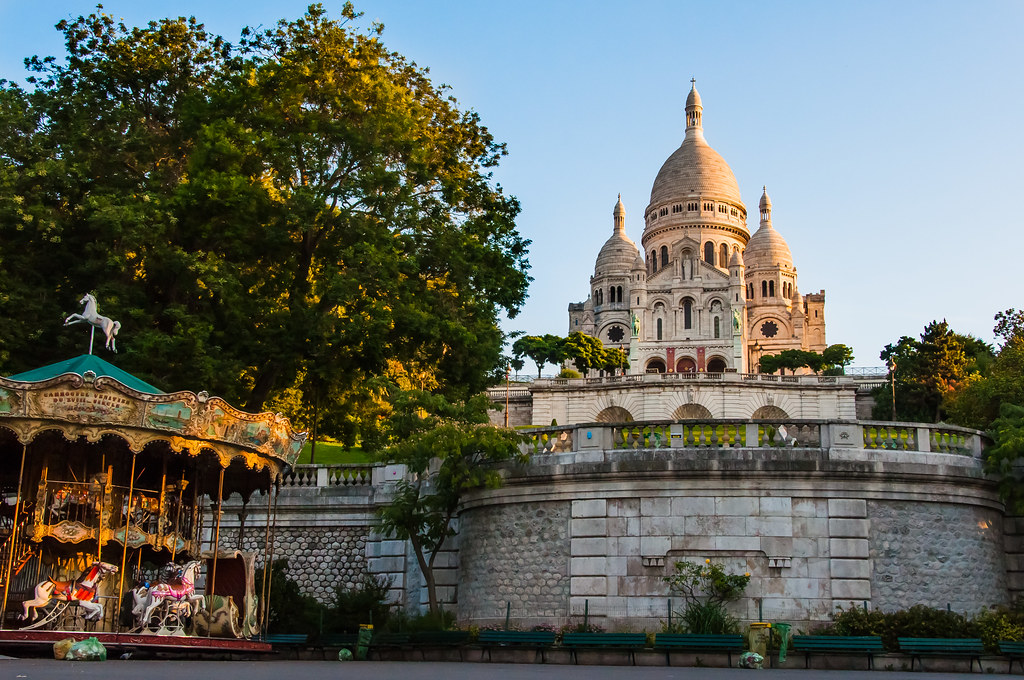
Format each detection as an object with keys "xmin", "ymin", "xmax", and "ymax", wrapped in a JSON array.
[
  {"xmin": 739, "ymin": 651, "xmax": 764, "ymax": 669},
  {"xmin": 53, "ymin": 637, "xmax": 76, "ymax": 660},
  {"xmin": 66, "ymin": 636, "xmax": 107, "ymax": 661}
]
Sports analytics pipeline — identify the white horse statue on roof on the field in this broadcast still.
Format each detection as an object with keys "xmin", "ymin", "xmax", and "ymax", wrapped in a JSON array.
[{"xmin": 64, "ymin": 293, "xmax": 120, "ymax": 353}]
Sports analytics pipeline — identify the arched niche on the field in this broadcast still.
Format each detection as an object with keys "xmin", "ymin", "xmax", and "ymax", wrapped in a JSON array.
[
  {"xmin": 595, "ymin": 406, "xmax": 633, "ymax": 423},
  {"xmin": 672, "ymin": 403, "xmax": 713, "ymax": 419},
  {"xmin": 752, "ymin": 405, "xmax": 789, "ymax": 419}
]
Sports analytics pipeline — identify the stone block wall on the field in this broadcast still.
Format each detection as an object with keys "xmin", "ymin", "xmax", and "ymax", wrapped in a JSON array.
[
  {"xmin": 869, "ymin": 500, "xmax": 1008, "ymax": 612},
  {"xmin": 457, "ymin": 501, "xmax": 570, "ymax": 624}
]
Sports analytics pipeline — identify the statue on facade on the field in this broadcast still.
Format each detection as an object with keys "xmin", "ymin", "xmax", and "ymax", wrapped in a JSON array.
[{"xmin": 631, "ymin": 312, "xmax": 640, "ymax": 337}]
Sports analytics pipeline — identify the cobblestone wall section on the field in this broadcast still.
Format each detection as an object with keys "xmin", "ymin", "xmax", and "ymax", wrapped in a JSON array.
[
  {"xmin": 457, "ymin": 501, "xmax": 570, "ymax": 623},
  {"xmin": 869, "ymin": 500, "xmax": 1008, "ymax": 612},
  {"xmin": 220, "ymin": 525, "xmax": 371, "ymax": 604}
]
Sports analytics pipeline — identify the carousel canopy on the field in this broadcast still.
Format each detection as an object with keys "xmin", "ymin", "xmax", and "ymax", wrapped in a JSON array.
[{"xmin": 8, "ymin": 354, "xmax": 163, "ymax": 394}]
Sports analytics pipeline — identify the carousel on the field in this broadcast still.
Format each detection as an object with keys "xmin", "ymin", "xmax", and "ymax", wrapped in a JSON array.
[{"xmin": 0, "ymin": 296, "xmax": 305, "ymax": 652}]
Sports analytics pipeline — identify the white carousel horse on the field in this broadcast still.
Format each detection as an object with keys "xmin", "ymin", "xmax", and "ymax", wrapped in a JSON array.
[
  {"xmin": 64, "ymin": 293, "xmax": 121, "ymax": 352},
  {"xmin": 20, "ymin": 561, "xmax": 119, "ymax": 622},
  {"xmin": 139, "ymin": 560, "xmax": 204, "ymax": 630}
]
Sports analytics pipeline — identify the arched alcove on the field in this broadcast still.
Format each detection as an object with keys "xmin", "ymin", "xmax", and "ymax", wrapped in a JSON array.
[
  {"xmin": 672, "ymin": 403, "xmax": 713, "ymax": 419},
  {"xmin": 595, "ymin": 406, "xmax": 633, "ymax": 423},
  {"xmin": 752, "ymin": 405, "xmax": 789, "ymax": 419}
]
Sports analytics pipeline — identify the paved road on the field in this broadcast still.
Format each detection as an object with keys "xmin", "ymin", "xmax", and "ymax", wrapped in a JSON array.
[{"xmin": 0, "ymin": 660, "xmax": 1001, "ymax": 680}]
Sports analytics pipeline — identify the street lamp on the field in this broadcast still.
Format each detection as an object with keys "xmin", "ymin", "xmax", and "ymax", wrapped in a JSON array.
[{"xmin": 887, "ymin": 358, "xmax": 897, "ymax": 421}]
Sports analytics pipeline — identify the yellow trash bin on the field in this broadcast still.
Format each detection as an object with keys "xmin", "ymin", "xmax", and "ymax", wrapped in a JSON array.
[{"xmin": 748, "ymin": 621, "xmax": 771, "ymax": 658}]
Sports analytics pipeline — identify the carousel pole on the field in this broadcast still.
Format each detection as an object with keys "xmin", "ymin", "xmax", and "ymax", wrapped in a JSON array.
[
  {"xmin": 262, "ymin": 476, "xmax": 281, "ymax": 636},
  {"xmin": 209, "ymin": 467, "xmax": 225, "ymax": 604},
  {"xmin": 259, "ymin": 471, "xmax": 274, "ymax": 636},
  {"xmin": 0, "ymin": 443, "xmax": 28, "ymax": 630},
  {"xmin": 115, "ymin": 453, "xmax": 137, "ymax": 632}
]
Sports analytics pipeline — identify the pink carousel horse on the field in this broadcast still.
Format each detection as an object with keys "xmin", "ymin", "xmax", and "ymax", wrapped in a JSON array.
[
  {"xmin": 138, "ymin": 560, "xmax": 204, "ymax": 630},
  {"xmin": 20, "ymin": 561, "xmax": 119, "ymax": 622}
]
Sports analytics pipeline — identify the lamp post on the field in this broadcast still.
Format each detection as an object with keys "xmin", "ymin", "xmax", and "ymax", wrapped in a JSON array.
[
  {"xmin": 504, "ymin": 364, "xmax": 510, "ymax": 428},
  {"xmin": 887, "ymin": 358, "xmax": 897, "ymax": 421}
]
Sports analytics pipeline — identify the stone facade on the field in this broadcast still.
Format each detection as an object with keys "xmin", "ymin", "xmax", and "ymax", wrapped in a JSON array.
[
  {"xmin": 568, "ymin": 83, "xmax": 826, "ymax": 377},
  {"xmin": 457, "ymin": 501, "xmax": 570, "ymax": 623},
  {"xmin": 868, "ymin": 500, "xmax": 1008, "ymax": 612}
]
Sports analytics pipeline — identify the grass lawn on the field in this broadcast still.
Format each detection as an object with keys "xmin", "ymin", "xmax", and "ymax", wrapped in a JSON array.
[{"xmin": 296, "ymin": 440, "xmax": 375, "ymax": 465}]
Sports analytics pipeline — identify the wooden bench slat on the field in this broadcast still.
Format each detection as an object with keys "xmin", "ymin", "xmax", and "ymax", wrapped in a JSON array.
[
  {"xmin": 561, "ymin": 632, "xmax": 648, "ymax": 666},
  {"xmin": 791, "ymin": 635, "xmax": 883, "ymax": 670},
  {"xmin": 477, "ymin": 631, "xmax": 556, "ymax": 663},
  {"xmin": 897, "ymin": 637, "xmax": 983, "ymax": 672}
]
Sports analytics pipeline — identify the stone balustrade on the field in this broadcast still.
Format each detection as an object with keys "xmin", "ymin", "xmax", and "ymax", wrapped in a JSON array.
[
  {"xmin": 520, "ymin": 419, "xmax": 986, "ymax": 458},
  {"xmin": 279, "ymin": 463, "xmax": 375, "ymax": 488}
]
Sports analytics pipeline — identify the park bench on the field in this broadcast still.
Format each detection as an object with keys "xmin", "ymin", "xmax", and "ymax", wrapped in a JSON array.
[
  {"xmin": 368, "ymin": 632, "xmax": 411, "ymax": 660},
  {"xmin": 314, "ymin": 633, "xmax": 358, "ymax": 659},
  {"xmin": 262, "ymin": 633, "xmax": 308, "ymax": 659},
  {"xmin": 653, "ymin": 633, "xmax": 745, "ymax": 667},
  {"xmin": 477, "ymin": 630, "xmax": 557, "ymax": 663},
  {"xmin": 999, "ymin": 641, "xmax": 1024, "ymax": 673},
  {"xmin": 561, "ymin": 632, "xmax": 648, "ymax": 665},
  {"xmin": 898, "ymin": 637, "xmax": 984, "ymax": 672},
  {"xmin": 791, "ymin": 635, "xmax": 884, "ymax": 670},
  {"xmin": 409, "ymin": 630, "xmax": 473, "ymax": 660}
]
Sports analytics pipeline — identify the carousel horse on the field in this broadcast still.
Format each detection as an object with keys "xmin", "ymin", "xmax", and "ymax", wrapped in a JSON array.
[
  {"xmin": 139, "ymin": 560, "xmax": 204, "ymax": 629},
  {"xmin": 20, "ymin": 561, "xmax": 119, "ymax": 622},
  {"xmin": 64, "ymin": 293, "xmax": 121, "ymax": 353}
]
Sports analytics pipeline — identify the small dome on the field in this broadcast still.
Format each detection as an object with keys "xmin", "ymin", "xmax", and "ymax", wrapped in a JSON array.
[
  {"xmin": 686, "ymin": 81, "xmax": 702, "ymax": 109},
  {"xmin": 759, "ymin": 186, "xmax": 772, "ymax": 212},
  {"xmin": 744, "ymin": 222, "xmax": 793, "ymax": 270},
  {"xmin": 729, "ymin": 250, "xmax": 743, "ymax": 267},
  {"xmin": 614, "ymin": 193, "xmax": 626, "ymax": 217},
  {"xmin": 792, "ymin": 287, "xmax": 803, "ymax": 305},
  {"xmin": 596, "ymin": 231, "xmax": 640, "ymax": 273},
  {"xmin": 633, "ymin": 252, "xmax": 646, "ymax": 270}
]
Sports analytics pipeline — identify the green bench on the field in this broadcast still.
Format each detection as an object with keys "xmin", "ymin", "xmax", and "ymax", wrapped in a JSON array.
[
  {"xmin": 477, "ymin": 630, "xmax": 557, "ymax": 663},
  {"xmin": 999, "ymin": 641, "xmax": 1024, "ymax": 673},
  {"xmin": 898, "ymin": 637, "xmax": 984, "ymax": 672},
  {"xmin": 314, "ymin": 633, "xmax": 358, "ymax": 659},
  {"xmin": 791, "ymin": 635, "xmax": 884, "ymax": 670},
  {"xmin": 263, "ymin": 633, "xmax": 309, "ymax": 659},
  {"xmin": 368, "ymin": 632, "xmax": 411, "ymax": 660},
  {"xmin": 653, "ymin": 633, "xmax": 746, "ymax": 667},
  {"xmin": 409, "ymin": 630, "xmax": 473, "ymax": 660},
  {"xmin": 561, "ymin": 632, "xmax": 648, "ymax": 665}
]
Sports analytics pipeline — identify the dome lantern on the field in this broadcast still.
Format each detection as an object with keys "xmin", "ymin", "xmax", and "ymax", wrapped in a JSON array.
[{"xmin": 685, "ymin": 78, "xmax": 703, "ymax": 132}]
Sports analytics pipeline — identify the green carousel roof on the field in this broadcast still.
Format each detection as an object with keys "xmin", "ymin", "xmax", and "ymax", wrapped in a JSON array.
[{"xmin": 7, "ymin": 354, "xmax": 164, "ymax": 395}]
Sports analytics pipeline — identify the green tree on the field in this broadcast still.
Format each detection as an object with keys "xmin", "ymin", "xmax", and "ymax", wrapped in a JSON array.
[
  {"xmin": 664, "ymin": 559, "xmax": 750, "ymax": 634},
  {"xmin": 821, "ymin": 343, "xmax": 855, "ymax": 375},
  {"xmin": 561, "ymin": 331, "xmax": 607, "ymax": 377},
  {"xmin": 874, "ymin": 320, "xmax": 985, "ymax": 422},
  {"xmin": 985, "ymin": 403, "xmax": 1024, "ymax": 513},
  {"xmin": 377, "ymin": 391, "xmax": 526, "ymax": 614},
  {"xmin": 512, "ymin": 334, "xmax": 563, "ymax": 378},
  {"xmin": 947, "ymin": 309, "xmax": 1024, "ymax": 429},
  {"xmin": 0, "ymin": 4, "xmax": 530, "ymax": 437}
]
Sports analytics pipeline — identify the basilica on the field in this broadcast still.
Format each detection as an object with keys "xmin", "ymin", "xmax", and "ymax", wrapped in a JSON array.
[{"xmin": 568, "ymin": 82, "xmax": 826, "ymax": 375}]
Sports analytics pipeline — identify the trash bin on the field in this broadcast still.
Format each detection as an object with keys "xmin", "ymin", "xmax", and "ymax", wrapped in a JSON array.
[
  {"xmin": 747, "ymin": 621, "xmax": 771, "ymax": 658},
  {"xmin": 356, "ymin": 623, "xmax": 373, "ymax": 660},
  {"xmin": 773, "ymin": 622, "xmax": 791, "ymax": 664}
]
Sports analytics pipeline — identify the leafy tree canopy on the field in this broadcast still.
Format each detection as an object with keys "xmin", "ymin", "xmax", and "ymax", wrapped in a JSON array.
[
  {"xmin": 873, "ymin": 320, "xmax": 992, "ymax": 423},
  {"xmin": 946, "ymin": 309, "xmax": 1024, "ymax": 430},
  {"xmin": 757, "ymin": 344, "xmax": 853, "ymax": 376},
  {"xmin": 0, "ymin": 4, "xmax": 530, "ymax": 437}
]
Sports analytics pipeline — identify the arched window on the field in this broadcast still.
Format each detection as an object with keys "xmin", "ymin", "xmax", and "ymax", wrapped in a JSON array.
[
  {"xmin": 660, "ymin": 246, "xmax": 669, "ymax": 269},
  {"xmin": 714, "ymin": 316, "xmax": 720, "ymax": 338},
  {"xmin": 651, "ymin": 250, "xmax": 658, "ymax": 271},
  {"xmin": 683, "ymin": 298, "xmax": 693, "ymax": 329},
  {"xmin": 704, "ymin": 241, "xmax": 714, "ymax": 264},
  {"xmin": 761, "ymin": 281, "xmax": 768, "ymax": 297},
  {"xmin": 617, "ymin": 285, "xmax": 623, "ymax": 302},
  {"xmin": 769, "ymin": 281, "xmax": 775, "ymax": 297},
  {"xmin": 608, "ymin": 286, "xmax": 614, "ymax": 303},
  {"xmin": 656, "ymin": 318, "xmax": 663, "ymax": 340},
  {"xmin": 719, "ymin": 243, "xmax": 729, "ymax": 267}
]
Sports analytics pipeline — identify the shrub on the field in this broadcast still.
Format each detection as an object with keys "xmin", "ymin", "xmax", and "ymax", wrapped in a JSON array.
[
  {"xmin": 255, "ymin": 559, "xmax": 328, "ymax": 635},
  {"xmin": 329, "ymin": 574, "xmax": 394, "ymax": 633},
  {"xmin": 974, "ymin": 606, "xmax": 1024, "ymax": 651},
  {"xmin": 821, "ymin": 605, "xmax": 976, "ymax": 651},
  {"xmin": 664, "ymin": 559, "xmax": 750, "ymax": 634}
]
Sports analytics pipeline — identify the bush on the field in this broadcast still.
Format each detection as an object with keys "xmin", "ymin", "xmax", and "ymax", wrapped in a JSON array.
[
  {"xmin": 383, "ymin": 608, "xmax": 457, "ymax": 632},
  {"xmin": 974, "ymin": 606, "xmax": 1024, "ymax": 651},
  {"xmin": 664, "ymin": 559, "xmax": 750, "ymax": 634},
  {"xmin": 329, "ymin": 574, "xmax": 394, "ymax": 633},
  {"xmin": 821, "ymin": 605, "xmax": 976, "ymax": 651},
  {"xmin": 557, "ymin": 368, "xmax": 581, "ymax": 379},
  {"xmin": 255, "ymin": 559, "xmax": 328, "ymax": 635}
]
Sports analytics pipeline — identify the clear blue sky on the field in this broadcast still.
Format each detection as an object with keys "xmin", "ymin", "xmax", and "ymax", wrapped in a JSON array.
[{"xmin": 2, "ymin": 1, "xmax": 1022, "ymax": 368}]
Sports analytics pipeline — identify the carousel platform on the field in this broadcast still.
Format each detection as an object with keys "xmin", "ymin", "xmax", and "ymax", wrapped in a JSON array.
[{"xmin": 0, "ymin": 629, "xmax": 272, "ymax": 656}]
